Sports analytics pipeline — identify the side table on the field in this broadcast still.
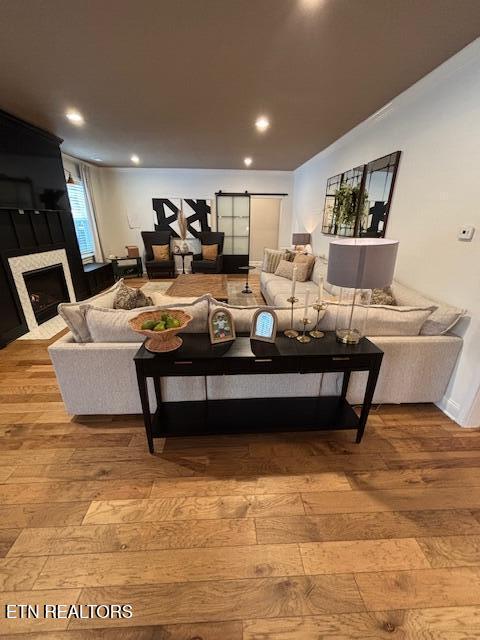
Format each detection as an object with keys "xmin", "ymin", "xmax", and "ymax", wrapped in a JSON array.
[
  {"xmin": 238, "ymin": 265, "xmax": 255, "ymax": 294},
  {"xmin": 111, "ymin": 256, "xmax": 143, "ymax": 280}
]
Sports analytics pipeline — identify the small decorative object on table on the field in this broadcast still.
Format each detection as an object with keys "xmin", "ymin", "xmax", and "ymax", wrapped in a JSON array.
[
  {"xmin": 177, "ymin": 206, "xmax": 190, "ymax": 253},
  {"xmin": 250, "ymin": 309, "xmax": 277, "ymax": 343},
  {"xmin": 209, "ymin": 308, "xmax": 236, "ymax": 344},
  {"xmin": 239, "ymin": 264, "xmax": 255, "ymax": 294},
  {"xmin": 310, "ymin": 276, "xmax": 327, "ymax": 339},
  {"xmin": 125, "ymin": 245, "xmax": 140, "ymax": 258},
  {"xmin": 297, "ymin": 291, "xmax": 311, "ymax": 343},
  {"xmin": 129, "ymin": 309, "xmax": 192, "ymax": 353},
  {"xmin": 284, "ymin": 265, "xmax": 299, "ymax": 338}
]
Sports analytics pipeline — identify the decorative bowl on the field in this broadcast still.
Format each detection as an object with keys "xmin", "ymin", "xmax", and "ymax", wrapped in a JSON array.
[{"xmin": 128, "ymin": 309, "xmax": 192, "ymax": 353}]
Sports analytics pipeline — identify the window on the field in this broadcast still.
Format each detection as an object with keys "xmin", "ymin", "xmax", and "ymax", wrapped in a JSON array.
[{"xmin": 67, "ymin": 182, "xmax": 95, "ymax": 258}]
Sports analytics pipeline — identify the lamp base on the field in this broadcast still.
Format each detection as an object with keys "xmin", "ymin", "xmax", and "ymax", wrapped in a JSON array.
[
  {"xmin": 336, "ymin": 328, "xmax": 362, "ymax": 344},
  {"xmin": 284, "ymin": 329, "xmax": 299, "ymax": 338},
  {"xmin": 309, "ymin": 329, "xmax": 324, "ymax": 338},
  {"xmin": 297, "ymin": 334, "xmax": 311, "ymax": 343}
]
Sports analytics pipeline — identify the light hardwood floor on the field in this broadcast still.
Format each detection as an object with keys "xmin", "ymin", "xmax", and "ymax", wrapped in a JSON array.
[{"xmin": 1, "ymin": 276, "xmax": 480, "ymax": 638}]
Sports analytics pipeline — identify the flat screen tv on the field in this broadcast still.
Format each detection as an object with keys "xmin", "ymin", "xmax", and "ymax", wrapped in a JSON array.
[{"xmin": 0, "ymin": 110, "xmax": 68, "ymax": 211}]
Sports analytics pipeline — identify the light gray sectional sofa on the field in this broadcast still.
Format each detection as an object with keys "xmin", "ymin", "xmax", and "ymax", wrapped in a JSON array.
[{"xmin": 49, "ymin": 267, "xmax": 464, "ymax": 417}]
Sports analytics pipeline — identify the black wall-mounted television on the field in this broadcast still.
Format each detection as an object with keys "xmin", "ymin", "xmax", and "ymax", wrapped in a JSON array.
[{"xmin": 0, "ymin": 110, "xmax": 68, "ymax": 211}]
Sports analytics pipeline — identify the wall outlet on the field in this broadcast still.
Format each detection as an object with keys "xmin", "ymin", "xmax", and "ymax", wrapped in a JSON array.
[{"xmin": 458, "ymin": 225, "xmax": 475, "ymax": 241}]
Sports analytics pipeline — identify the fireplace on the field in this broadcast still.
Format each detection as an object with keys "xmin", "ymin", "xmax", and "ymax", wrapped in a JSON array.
[{"xmin": 23, "ymin": 264, "xmax": 69, "ymax": 325}]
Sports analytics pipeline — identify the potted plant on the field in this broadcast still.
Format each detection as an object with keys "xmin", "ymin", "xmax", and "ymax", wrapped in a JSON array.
[{"xmin": 333, "ymin": 184, "xmax": 368, "ymax": 235}]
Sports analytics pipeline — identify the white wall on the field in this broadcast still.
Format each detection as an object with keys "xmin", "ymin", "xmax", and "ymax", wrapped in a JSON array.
[
  {"xmin": 292, "ymin": 39, "xmax": 480, "ymax": 427},
  {"xmin": 91, "ymin": 168, "xmax": 293, "ymax": 258}
]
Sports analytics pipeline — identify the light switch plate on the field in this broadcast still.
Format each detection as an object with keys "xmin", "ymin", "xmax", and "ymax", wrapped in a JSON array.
[{"xmin": 458, "ymin": 226, "xmax": 475, "ymax": 241}]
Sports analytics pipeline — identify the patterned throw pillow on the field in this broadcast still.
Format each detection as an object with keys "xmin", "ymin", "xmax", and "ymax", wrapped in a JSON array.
[
  {"xmin": 284, "ymin": 249, "xmax": 299, "ymax": 262},
  {"xmin": 152, "ymin": 244, "xmax": 170, "ymax": 261},
  {"xmin": 262, "ymin": 248, "xmax": 286, "ymax": 273},
  {"xmin": 202, "ymin": 244, "xmax": 218, "ymax": 261},
  {"xmin": 275, "ymin": 259, "xmax": 310, "ymax": 282},
  {"xmin": 113, "ymin": 283, "xmax": 153, "ymax": 310},
  {"xmin": 293, "ymin": 253, "xmax": 315, "ymax": 279},
  {"xmin": 370, "ymin": 287, "xmax": 397, "ymax": 306}
]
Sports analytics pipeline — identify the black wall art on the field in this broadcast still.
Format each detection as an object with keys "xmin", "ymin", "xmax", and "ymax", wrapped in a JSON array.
[{"xmin": 152, "ymin": 198, "xmax": 212, "ymax": 238}]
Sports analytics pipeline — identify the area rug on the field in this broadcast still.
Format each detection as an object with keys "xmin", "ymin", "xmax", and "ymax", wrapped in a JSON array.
[{"xmin": 142, "ymin": 275, "xmax": 264, "ymax": 306}]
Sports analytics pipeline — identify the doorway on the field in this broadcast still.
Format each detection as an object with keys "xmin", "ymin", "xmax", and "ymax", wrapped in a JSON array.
[{"xmin": 249, "ymin": 197, "xmax": 282, "ymax": 263}]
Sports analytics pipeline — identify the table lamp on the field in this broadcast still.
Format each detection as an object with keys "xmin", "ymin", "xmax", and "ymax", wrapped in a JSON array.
[
  {"xmin": 327, "ymin": 238, "xmax": 399, "ymax": 344},
  {"xmin": 292, "ymin": 233, "xmax": 311, "ymax": 252}
]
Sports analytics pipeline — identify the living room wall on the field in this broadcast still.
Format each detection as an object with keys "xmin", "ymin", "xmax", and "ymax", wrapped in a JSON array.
[
  {"xmin": 292, "ymin": 38, "xmax": 480, "ymax": 427},
  {"xmin": 90, "ymin": 167, "xmax": 293, "ymax": 258}
]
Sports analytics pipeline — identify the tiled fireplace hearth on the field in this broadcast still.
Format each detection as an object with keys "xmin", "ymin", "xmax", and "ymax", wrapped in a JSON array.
[{"xmin": 8, "ymin": 249, "xmax": 76, "ymax": 336}]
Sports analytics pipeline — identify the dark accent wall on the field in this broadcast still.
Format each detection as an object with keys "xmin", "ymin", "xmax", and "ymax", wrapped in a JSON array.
[{"xmin": 0, "ymin": 111, "xmax": 88, "ymax": 346}]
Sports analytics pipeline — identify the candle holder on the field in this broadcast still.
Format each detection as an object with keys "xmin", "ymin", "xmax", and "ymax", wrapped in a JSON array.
[
  {"xmin": 297, "ymin": 317, "xmax": 311, "ymax": 343},
  {"xmin": 310, "ymin": 302, "xmax": 327, "ymax": 338},
  {"xmin": 284, "ymin": 296, "xmax": 299, "ymax": 338}
]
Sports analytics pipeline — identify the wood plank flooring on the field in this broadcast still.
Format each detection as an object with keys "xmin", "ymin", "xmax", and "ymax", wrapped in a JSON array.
[{"xmin": 1, "ymin": 282, "xmax": 480, "ymax": 637}]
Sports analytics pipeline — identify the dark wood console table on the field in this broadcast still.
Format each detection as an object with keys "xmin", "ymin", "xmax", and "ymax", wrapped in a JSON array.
[{"xmin": 134, "ymin": 332, "xmax": 383, "ymax": 453}]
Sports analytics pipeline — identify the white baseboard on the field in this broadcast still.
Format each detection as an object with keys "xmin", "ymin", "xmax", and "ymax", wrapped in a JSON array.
[{"xmin": 436, "ymin": 396, "xmax": 462, "ymax": 425}]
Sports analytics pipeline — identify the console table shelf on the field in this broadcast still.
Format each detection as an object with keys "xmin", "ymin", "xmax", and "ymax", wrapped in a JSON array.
[
  {"xmin": 154, "ymin": 396, "xmax": 359, "ymax": 438},
  {"xmin": 134, "ymin": 333, "xmax": 383, "ymax": 453}
]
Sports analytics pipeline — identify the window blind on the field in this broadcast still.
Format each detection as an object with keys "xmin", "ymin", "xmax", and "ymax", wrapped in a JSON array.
[{"xmin": 67, "ymin": 182, "xmax": 95, "ymax": 258}]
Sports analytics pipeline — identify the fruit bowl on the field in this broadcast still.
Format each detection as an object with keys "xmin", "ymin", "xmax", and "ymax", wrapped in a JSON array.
[{"xmin": 128, "ymin": 309, "xmax": 192, "ymax": 353}]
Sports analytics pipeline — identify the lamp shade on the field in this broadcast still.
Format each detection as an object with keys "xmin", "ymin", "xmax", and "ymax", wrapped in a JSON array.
[
  {"xmin": 327, "ymin": 238, "xmax": 399, "ymax": 289},
  {"xmin": 292, "ymin": 233, "xmax": 311, "ymax": 245}
]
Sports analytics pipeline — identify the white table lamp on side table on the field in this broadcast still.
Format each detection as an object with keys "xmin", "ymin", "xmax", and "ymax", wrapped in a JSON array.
[{"xmin": 327, "ymin": 238, "xmax": 399, "ymax": 344}]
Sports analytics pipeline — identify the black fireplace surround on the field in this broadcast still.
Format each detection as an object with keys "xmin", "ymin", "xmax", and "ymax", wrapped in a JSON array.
[
  {"xmin": 23, "ymin": 263, "xmax": 69, "ymax": 325},
  {"xmin": 0, "ymin": 109, "xmax": 92, "ymax": 346}
]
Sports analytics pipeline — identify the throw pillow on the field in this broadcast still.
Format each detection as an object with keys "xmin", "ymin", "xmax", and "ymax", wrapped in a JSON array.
[
  {"xmin": 262, "ymin": 248, "xmax": 285, "ymax": 273},
  {"xmin": 391, "ymin": 281, "xmax": 465, "ymax": 335},
  {"xmin": 202, "ymin": 244, "xmax": 218, "ymax": 261},
  {"xmin": 293, "ymin": 253, "xmax": 316, "ymax": 278},
  {"xmin": 113, "ymin": 283, "xmax": 153, "ymax": 310},
  {"xmin": 84, "ymin": 295, "xmax": 210, "ymax": 341},
  {"xmin": 370, "ymin": 287, "xmax": 397, "ymax": 306},
  {"xmin": 275, "ymin": 259, "xmax": 309, "ymax": 282},
  {"xmin": 152, "ymin": 244, "xmax": 170, "ymax": 261},
  {"xmin": 284, "ymin": 249, "xmax": 299, "ymax": 262},
  {"xmin": 58, "ymin": 279, "xmax": 125, "ymax": 343}
]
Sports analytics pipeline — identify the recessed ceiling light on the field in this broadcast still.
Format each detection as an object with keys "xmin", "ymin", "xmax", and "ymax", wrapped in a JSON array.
[
  {"xmin": 244, "ymin": 157, "xmax": 252, "ymax": 167},
  {"xmin": 65, "ymin": 110, "xmax": 84, "ymax": 125},
  {"xmin": 131, "ymin": 154, "xmax": 140, "ymax": 164},
  {"xmin": 255, "ymin": 116, "xmax": 270, "ymax": 132},
  {"xmin": 93, "ymin": 158, "xmax": 102, "ymax": 162}
]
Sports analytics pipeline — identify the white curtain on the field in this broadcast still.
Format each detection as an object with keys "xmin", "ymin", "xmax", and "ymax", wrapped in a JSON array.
[{"xmin": 79, "ymin": 163, "xmax": 104, "ymax": 262}]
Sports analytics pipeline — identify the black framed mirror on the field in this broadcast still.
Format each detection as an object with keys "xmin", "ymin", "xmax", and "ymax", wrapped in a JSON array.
[{"xmin": 321, "ymin": 151, "xmax": 401, "ymax": 238}]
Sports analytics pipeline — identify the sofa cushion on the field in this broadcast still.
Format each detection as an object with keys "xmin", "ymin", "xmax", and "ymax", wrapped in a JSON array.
[
  {"xmin": 83, "ymin": 295, "xmax": 210, "ymax": 342},
  {"xmin": 202, "ymin": 244, "xmax": 218, "ymax": 261},
  {"xmin": 318, "ymin": 303, "xmax": 437, "ymax": 336},
  {"xmin": 152, "ymin": 244, "xmax": 170, "ymax": 261},
  {"xmin": 270, "ymin": 282, "xmax": 320, "ymax": 308},
  {"xmin": 311, "ymin": 256, "xmax": 336, "ymax": 294},
  {"xmin": 113, "ymin": 282, "xmax": 153, "ymax": 310},
  {"xmin": 58, "ymin": 279, "xmax": 124, "ymax": 343},
  {"xmin": 262, "ymin": 248, "xmax": 285, "ymax": 273},
  {"xmin": 275, "ymin": 259, "xmax": 310, "ymax": 282},
  {"xmin": 370, "ymin": 287, "xmax": 396, "ymax": 306},
  {"xmin": 293, "ymin": 253, "xmax": 315, "ymax": 278},
  {"xmin": 391, "ymin": 281, "xmax": 465, "ymax": 335}
]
